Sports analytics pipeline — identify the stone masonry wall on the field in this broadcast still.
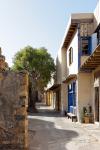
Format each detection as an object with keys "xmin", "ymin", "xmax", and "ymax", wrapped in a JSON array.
[{"xmin": 0, "ymin": 71, "xmax": 28, "ymax": 150}]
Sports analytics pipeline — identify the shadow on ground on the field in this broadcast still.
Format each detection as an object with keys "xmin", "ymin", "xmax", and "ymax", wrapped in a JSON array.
[
  {"xmin": 28, "ymin": 117, "xmax": 79, "ymax": 150},
  {"xmin": 28, "ymin": 103, "xmax": 62, "ymax": 118},
  {"xmin": 28, "ymin": 110, "xmax": 62, "ymax": 117}
]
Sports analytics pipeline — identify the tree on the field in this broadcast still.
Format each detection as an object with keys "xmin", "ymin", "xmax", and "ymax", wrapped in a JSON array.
[{"xmin": 12, "ymin": 46, "xmax": 55, "ymax": 112}]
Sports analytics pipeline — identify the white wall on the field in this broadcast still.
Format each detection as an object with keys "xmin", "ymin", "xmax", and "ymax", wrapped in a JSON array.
[
  {"xmin": 67, "ymin": 30, "xmax": 78, "ymax": 76},
  {"xmin": 56, "ymin": 47, "xmax": 68, "ymax": 114},
  {"xmin": 92, "ymin": 33, "xmax": 97, "ymax": 52},
  {"xmin": 58, "ymin": 30, "xmax": 79, "ymax": 114},
  {"xmin": 56, "ymin": 47, "xmax": 67, "ymax": 84},
  {"xmin": 56, "ymin": 49, "xmax": 62, "ymax": 84},
  {"xmin": 61, "ymin": 48, "xmax": 67, "ymax": 81},
  {"xmin": 94, "ymin": 0, "xmax": 100, "ymax": 29}
]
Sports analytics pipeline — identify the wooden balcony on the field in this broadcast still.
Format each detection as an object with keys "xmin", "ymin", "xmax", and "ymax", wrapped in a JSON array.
[{"xmin": 81, "ymin": 44, "xmax": 100, "ymax": 70}]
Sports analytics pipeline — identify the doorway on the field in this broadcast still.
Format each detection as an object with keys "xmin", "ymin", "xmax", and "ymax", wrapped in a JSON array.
[
  {"xmin": 68, "ymin": 82, "xmax": 76, "ymax": 113},
  {"xmin": 95, "ymin": 87, "xmax": 99, "ymax": 122}
]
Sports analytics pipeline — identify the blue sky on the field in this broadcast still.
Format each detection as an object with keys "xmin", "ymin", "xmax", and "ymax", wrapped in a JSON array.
[{"xmin": 0, "ymin": 0, "xmax": 98, "ymax": 66}]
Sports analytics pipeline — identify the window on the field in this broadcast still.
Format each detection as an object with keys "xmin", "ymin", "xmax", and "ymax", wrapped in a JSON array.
[
  {"xmin": 82, "ymin": 39, "xmax": 88, "ymax": 55},
  {"xmin": 69, "ymin": 47, "xmax": 73, "ymax": 65},
  {"xmin": 68, "ymin": 84, "xmax": 72, "ymax": 90},
  {"xmin": 81, "ymin": 37, "xmax": 91, "ymax": 55}
]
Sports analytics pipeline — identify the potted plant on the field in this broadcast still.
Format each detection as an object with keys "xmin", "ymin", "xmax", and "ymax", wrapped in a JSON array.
[{"xmin": 82, "ymin": 107, "xmax": 90, "ymax": 123}]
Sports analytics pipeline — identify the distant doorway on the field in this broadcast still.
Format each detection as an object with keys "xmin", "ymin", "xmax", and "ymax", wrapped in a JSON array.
[
  {"xmin": 55, "ymin": 90, "xmax": 61, "ymax": 111},
  {"xmin": 95, "ymin": 87, "xmax": 99, "ymax": 122}
]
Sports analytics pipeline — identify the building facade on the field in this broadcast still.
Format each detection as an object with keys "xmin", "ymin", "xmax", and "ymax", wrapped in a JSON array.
[{"xmin": 56, "ymin": 0, "xmax": 100, "ymax": 123}]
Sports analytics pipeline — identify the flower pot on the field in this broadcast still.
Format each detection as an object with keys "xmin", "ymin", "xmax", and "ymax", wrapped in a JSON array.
[{"xmin": 84, "ymin": 116, "xmax": 90, "ymax": 123}]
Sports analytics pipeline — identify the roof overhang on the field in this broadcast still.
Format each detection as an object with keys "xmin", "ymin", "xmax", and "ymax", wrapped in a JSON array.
[
  {"xmin": 48, "ymin": 84, "xmax": 61, "ymax": 91},
  {"xmin": 61, "ymin": 13, "xmax": 94, "ymax": 50},
  {"xmin": 63, "ymin": 74, "xmax": 77, "ymax": 83},
  {"xmin": 62, "ymin": 23, "xmax": 77, "ymax": 49},
  {"xmin": 81, "ymin": 44, "xmax": 100, "ymax": 70}
]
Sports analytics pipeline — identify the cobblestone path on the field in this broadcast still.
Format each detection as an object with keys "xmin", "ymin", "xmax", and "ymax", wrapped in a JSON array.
[{"xmin": 28, "ymin": 103, "xmax": 100, "ymax": 150}]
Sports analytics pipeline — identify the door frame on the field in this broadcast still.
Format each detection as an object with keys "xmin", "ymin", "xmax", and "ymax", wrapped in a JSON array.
[
  {"xmin": 94, "ymin": 87, "xmax": 99, "ymax": 123},
  {"xmin": 68, "ymin": 81, "xmax": 76, "ymax": 113}
]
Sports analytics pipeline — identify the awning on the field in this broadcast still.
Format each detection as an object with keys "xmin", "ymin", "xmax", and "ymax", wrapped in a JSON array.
[
  {"xmin": 63, "ymin": 74, "xmax": 77, "ymax": 83},
  {"xmin": 81, "ymin": 44, "xmax": 100, "ymax": 70},
  {"xmin": 49, "ymin": 84, "xmax": 61, "ymax": 90}
]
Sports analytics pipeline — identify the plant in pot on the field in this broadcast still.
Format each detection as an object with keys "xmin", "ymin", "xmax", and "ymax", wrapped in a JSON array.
[{"xmin": 82, "ymin": 107, "xmax": 90, "ymax": 123}]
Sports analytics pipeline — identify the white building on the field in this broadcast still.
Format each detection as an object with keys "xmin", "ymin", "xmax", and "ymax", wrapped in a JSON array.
[{"xmin": 56, "ymin": 0, "xmax": 100, "ymax": 123}]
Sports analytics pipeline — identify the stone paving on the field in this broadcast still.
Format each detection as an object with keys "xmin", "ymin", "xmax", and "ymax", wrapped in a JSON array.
[{"xmin": 28, "ymin": 103, "xmax": 100, "ymax": 150}]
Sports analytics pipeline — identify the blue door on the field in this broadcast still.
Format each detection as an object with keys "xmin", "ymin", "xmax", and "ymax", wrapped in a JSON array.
[
  {"xmin": 68, "ymin": 84, "xmax": 73, "ymax": 112},
  {"xmin": 73, "ymin": 82, "xmax": 76, "ymax": 106},
  {"xmin": 68, "ymin": 82, "xmax": 76, "ymax": 113}
]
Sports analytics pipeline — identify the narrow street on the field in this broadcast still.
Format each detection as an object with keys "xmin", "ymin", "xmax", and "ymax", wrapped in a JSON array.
[{"xmin": 28, "ymin": 103, "xmax": 100, "ymax": 150}]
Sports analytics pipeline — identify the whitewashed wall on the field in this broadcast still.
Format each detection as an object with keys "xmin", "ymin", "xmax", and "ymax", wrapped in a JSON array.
[
  {"xmin": 92, "ymin": 33, "xmax": 97, "ymax": 52},
  {"xmin": 94, "ymin": 0, "xmax": 100, "ymax": 29},
  {"xmin": 56, "ymin": 49, "xmax": 62, "ymax": 84},
  {"xmin": 67, "ymin": 30, "xmax": 78, "ymax": 76}
]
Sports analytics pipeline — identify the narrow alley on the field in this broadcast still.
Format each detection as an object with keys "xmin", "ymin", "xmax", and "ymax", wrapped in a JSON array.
[{"xmin": 28, "ymin": 103, "xmax": 100, "ymax": 150}]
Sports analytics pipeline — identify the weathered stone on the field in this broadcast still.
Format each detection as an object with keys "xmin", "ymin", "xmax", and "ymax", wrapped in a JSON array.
[
  {"xmin": 15, "ymin": 115, "xmax": 25, "ymax": 121},
  {"xmin": 0, "ymin": 71, "xmax": 29, "ymax": 149},
  {"xmin": 16, "ymin": 107, "xmax": 27, "ymax": 115}
]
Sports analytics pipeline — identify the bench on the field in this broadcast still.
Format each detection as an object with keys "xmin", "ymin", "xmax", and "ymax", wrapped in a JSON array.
[{"xmin": 67, "ymin": 113, "xmax": 77, "ymax": 122}]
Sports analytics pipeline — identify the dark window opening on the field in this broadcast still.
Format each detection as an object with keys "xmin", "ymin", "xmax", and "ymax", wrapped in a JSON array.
[
  {"xmin": 69, "ymin": 47, "xmax": 73, "ymax": 65},
  {"xmin": 81, "ymin": 37, "xmax": 91, "ymax": 55},
  {"xmin": 82, "ymin": 39, "xmax": 89, "ymax": 55}
]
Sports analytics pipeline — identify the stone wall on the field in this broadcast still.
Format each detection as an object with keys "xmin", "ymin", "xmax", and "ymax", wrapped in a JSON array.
[{"xmin": 0, "ymin": 71, "xmax": 28, "ymax": 150}]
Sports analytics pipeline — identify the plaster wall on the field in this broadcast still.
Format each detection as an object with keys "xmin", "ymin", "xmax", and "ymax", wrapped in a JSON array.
[
  {"xmin": 92, "ymin": 33, "xmax": 97, "ymax": 52},
  {"xmin": 77, "ymin": 72, "xmax": 92, "ymax": 122},
  {"xmin": 92, "ymin": 66, "xmax": 100, "ymax": 124},
  {"xmin": 61, "ymin": 48, "xmax": 67, "ymax": 81},
  {"xmin": 56, "ymin": 52, "xmax": 62, "ymax": 84},
  {"xmin": 94, "ymin": 0, "xmax": 100, "ymax": 29},
  {"xmin": 67, "ymin": 30, "xmax": 78, "ymax": 76},
  {"xmin": 60, "ymin": 83, "xmax": 68, "ymax": 114}
]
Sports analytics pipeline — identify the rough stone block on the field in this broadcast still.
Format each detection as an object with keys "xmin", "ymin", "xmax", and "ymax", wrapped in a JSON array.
[{"xmin": 0, "ymin": 71, "xmax": 29, "ymax": 149}]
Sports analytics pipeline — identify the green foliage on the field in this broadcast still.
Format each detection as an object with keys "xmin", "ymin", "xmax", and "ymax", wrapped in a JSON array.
[{"xmin": 12, "ymin": 46, "xmax": 55, "ymax": 90}]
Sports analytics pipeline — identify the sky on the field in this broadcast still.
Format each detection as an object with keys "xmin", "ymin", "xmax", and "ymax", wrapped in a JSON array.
[{"xmin": 0, "ymin": 0, "xmax": 98, "ymax": 66}]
